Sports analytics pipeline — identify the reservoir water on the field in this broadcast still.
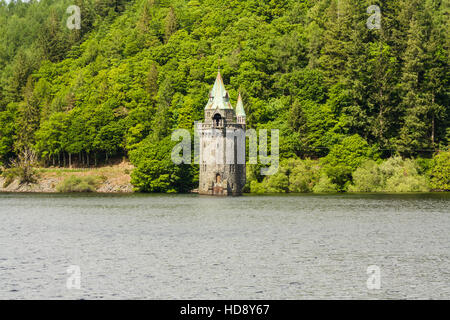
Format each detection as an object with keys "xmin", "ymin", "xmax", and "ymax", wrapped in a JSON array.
[{"xmin": 0, "ymin": 192, "xmax": 449, "ymax": 299}]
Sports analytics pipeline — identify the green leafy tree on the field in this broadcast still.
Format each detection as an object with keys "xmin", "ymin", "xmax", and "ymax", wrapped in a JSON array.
[
  {"xmin": 35, "ymin": 112, "xmax": 68, "ymax": 166},
  {"xmin": 0, "ymin": 104, "xmax": 16, "ymax": 165},
  {"xmin": 430, "ymin": 151, "xmax": 450, "ymax": 191},
  {"xmin": 321, "ymin": 134, "xmax": 378, "ymax": 190},
  {"xmin": 164, "ymin": 7, "xmax": 177, "ymax": 43},
  {"xmin": 0, "ymin": 0, "xmax": 447, "ymax": 193},
  {"xmin": 129, "ymin": 136, "xmax": 195, "ymax": 193}
]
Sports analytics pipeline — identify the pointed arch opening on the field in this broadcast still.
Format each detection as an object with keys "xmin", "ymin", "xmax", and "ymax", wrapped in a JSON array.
[{"xmin": 213, "ymin": 113, "xmax": 222, "ymax": 126}]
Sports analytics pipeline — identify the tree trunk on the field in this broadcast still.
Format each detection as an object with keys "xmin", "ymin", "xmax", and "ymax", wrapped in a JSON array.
[
  {"xmin": 378, "ymin": 87, "xmax": 384, "ymax": 144},
  {"xmin": 431, "ymin": 95, "xmax": 435, "ymax": 148},
  {"xmin": 431, "ymin": 114, "xmax": 435, "ymax": 146}
]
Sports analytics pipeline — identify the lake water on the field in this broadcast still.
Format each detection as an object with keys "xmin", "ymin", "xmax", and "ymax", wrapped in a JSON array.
[{"xmin": 0, "ymin": 192, "xmax": 449, "ymax": 299}]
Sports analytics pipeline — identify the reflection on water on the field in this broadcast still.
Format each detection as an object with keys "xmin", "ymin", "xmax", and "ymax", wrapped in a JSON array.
[{"xmin": 0, "ymin": 193, "xmax": 449, "ymax": 299}]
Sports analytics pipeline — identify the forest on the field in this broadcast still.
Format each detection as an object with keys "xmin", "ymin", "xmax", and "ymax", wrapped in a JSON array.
[{"xmin": 0, "ymin": 0, "xmax": 448, "ymax": 193}]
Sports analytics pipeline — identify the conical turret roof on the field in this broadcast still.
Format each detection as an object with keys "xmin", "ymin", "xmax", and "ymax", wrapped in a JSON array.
[
  {"xmin": 235, "ymin": 92, "xmax": 246, "ymax": 117},
  {"xmin": 205, "ymin": 71, "xmax": 233, "ymax": 110}
]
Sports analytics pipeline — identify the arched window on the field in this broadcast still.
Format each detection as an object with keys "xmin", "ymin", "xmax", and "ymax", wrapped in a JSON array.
[{"xmin": 216, "ymin": 173, "xmax": 221, "ymax": 183}]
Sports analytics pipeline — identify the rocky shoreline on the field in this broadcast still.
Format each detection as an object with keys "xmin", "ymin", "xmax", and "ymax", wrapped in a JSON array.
[{"xmin": 0, "ymin": 163, "xmax": 134, "ymax": 193}]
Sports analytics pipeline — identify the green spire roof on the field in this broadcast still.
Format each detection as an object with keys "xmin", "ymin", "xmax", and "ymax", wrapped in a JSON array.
[
  {"xmin": 235, "ymin": 92, "xmax": 246, "ymax": 117},
  {"xmin": 205, "ymin": 71, "xmax": 233, "ymax": 110}
]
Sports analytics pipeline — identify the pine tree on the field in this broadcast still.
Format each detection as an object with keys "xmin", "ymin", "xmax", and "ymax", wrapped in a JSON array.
[
  {"xmin": 365, "ymin": 0, "xmax": 402, "ymax": 149},
  {"xmin": 366, "ymin": 42, "xmax": 398, "ymax": 149},
  {"xmin": 146, "ymin": 63, "xmax": 159, "ymax": 98},
  {"xmin": 137, "ymin": 1, "xmax": 151, "ymax": 34},
  {"xmin": 397, "ymin": 12, "xmax": 430, "ymax": 156},
  {"xmin": 164, "ymin": 7, "xmax": 177, "ymax": 43},
  {"xmin": 38, "ymin": 10, "xmax": 68, "ymax": 62},
  {"xmin": 14, "ymin": 77, "xmax": 41, "ymax": 153},
  {"xmin": 319, "ymin": 0, "xmax": 353, "ymax": 85},
  {"xmin": 423, "ymin": 0, "xmax": 449, "ymax": 148}
]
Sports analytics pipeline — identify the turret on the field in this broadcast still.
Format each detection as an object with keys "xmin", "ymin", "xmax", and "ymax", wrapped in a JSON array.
[
  {"xmin": 204, "ymin": 71, "xmax": 234, "ymax": 128},
  {"xmin": 235, "ymin": 92, "xmax": 246, "ymax": 125}
]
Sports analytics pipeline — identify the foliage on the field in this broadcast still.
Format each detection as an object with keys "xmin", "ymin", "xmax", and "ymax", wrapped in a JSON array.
[
  {"xmin": 321, "ymin": 134, "xmax": 378, "ymax": 190},
  {"xmin": 129, "ymin": 135, "xmax": 196, "ymax": 193},
  {"xmin": 0, "ymin": 0, "xmax": 447, "ymax": 193},
  {"xmin": 430, "ymin": 151, "xmax": 450, "ymax": 191},
  {"xmin": 2, "ymin": 167, "xmax": 20, "ymax": 188},
  {"xmin": 347, "ymin": 160, "xmax": 382, "ymax": 192},
  {"xmin": 283, "ymin": 158, "xmax": 320, "ymax": 193},
  {"xmin": 248, "ymin": 158, "xmax": 324, "ymax": 193},
  {"xmin": 2, "ymin": 147, "xmax": 38, "ymax": 185},
  {"xmin": 349, "ymin": 157, "xmax": 430, "ymax": 192},
  {"xmin": 312, "ymin": 174, "xmax": 338, "ymax": 193},
  {"xmin": 0, "ymin": 104, "xmax": 16, "ymax": 165}
]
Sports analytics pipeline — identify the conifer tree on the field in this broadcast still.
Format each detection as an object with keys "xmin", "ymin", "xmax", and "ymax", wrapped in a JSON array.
[
  {"xmin": 397, "ymin": 13, "xmax": 430, "ymax": 156},
  {"xmin": 164, "ymin": 7, "xmax": 177, "ymax": 43}
]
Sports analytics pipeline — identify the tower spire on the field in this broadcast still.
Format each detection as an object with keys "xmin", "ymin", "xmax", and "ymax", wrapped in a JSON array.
[
  {"xmin": 236, "ymin": 91, "xmax": 246, "ymax": 124},
  {"xmin": 204, "ymin": 68, "xmax": 232, "ymax": 110}
]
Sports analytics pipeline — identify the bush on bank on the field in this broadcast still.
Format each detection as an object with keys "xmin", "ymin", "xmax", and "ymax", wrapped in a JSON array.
[
  {"xmin": 129, "ymin": 136, "xmax": 197, "ymax": 193},
  {"xmin": 430, "ymin": 151, "xmax": 450, "ymax": 191},
  {"xmin": 246, "ymin": 151, "xmax": 448, "ymax": 194},
  {"xmin": 127, "ymin": 129, "xmax": 446, "ymax": 193},
  {"xmin": 349, "ymin": 157, "xmax": 429, "ymax": 192},
  {"xmin": 56, "ymin": 175, "xmax": 102, "ymax": 192}
]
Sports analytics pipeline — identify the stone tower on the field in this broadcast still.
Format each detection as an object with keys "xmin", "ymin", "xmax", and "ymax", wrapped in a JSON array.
[{"xmin": 197, "ymin": 71, "xmax": 246, "ymax": 196}]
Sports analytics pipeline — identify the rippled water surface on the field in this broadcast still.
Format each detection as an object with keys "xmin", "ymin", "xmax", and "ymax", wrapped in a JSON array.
[{"xmin": 0, "ymin": 192, "xmax": 449, "ymax": 299}]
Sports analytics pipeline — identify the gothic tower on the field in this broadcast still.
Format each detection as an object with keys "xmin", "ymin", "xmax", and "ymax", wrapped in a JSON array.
[{"xmin": 197, "ymin": 71, "xmax": 246, "ymax": 196}]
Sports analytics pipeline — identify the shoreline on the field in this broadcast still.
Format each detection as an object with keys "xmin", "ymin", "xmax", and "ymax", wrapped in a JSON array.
[
  {"xmin": 0, "ymin": 162, "xmax": 134, "ymax": 194},
  {"xmin": 0, "ymin": 162, "xmax": 447, "ymax": 195}
]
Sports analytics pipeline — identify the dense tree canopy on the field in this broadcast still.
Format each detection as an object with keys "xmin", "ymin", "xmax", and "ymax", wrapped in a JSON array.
[{"xmin": 0, "ymin": 0, "xmax": 448, "ymax": 191}]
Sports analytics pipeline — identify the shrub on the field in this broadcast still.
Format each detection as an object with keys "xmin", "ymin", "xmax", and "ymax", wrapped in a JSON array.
[
  {"xmin": 248, "ymin": 159, "xmax": 322, "ymax": 193},
  {"xmin": 250, "ymin": 180, "xmax": 266, "ymax": 193},
  {"xmin": 56, "ymin": 175, "xmax": 101, "ymax": 192},
  {"xmin": 381, "ymin": 157, "xmax": 429, "ymax": 192},
  {"xmin": 321, "ymin": 134, "xmax": 378, "ymax": 190},
  {"xmin": 348, "ymin": 160, "xmax": 383, "ymax": 192},
  {"xmin": 2, "ymin": 148, "xmax": 39, "ymax": 186},
  {"xmin": 129, "ymin": 136, "xmax": 196, "ymax": 193},
  {"xmin": 2, "ymin": 167, "xmax": 21, "ymax": 188},
  {"xmin": 384, "ymin": 171, "xmax": 429, "ymax": 192},
  {"xmin": 285, "ymin": 158, "xmax": 320, "ymax": 193},
  {"xmin": 349, "ymin": 157, "xmax": 429, "ymax": 192},
  {"xmin": 263, "ymin": 172, "xmax": 289, "ymax": 193},
  {"xmin": 312, "ymin": 174, "xmax": 338, "ymax": 193},
  {"xmin": 415, "ymin": 157, "xmax": 433, "ymax": 176},
  {"xmin": 430, "ymin": 151, "xmax": 450, "ymax": 191}
]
